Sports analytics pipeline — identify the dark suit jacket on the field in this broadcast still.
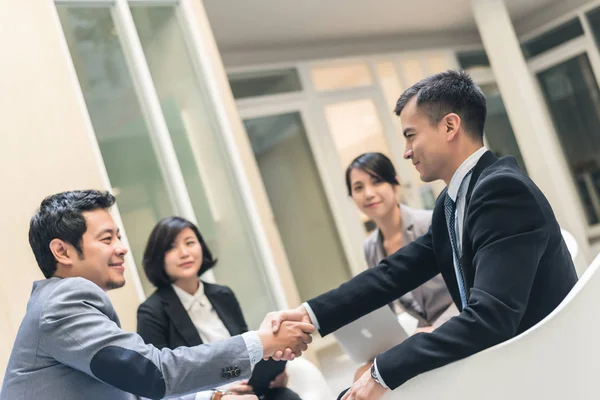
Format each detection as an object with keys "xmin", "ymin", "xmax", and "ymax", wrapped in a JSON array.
[
  {"xmin": 307, "ymin": 151, "xmax": 578, "ymax": 389},
  {"xmin": 137, "ymin": 281, "xmax": 248, "ymax": 350}
]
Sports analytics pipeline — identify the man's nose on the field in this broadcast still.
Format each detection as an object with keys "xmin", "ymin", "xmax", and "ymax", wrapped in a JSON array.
[
  {"xmin": 115, "ymin": 239, "xmax": 128, "ymax": 256},
  {"xmin": 404, "ymin": 148, "xmax": 413, "ymax": 160}
]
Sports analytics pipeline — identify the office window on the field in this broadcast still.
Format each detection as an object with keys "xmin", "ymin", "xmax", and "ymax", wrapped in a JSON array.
[
  {"xmin": 57, "ymin": 6, "xmax": 176, "ymax": 295},
  {"xmin": 228, "ymin": 68, "xmax": 302, "ymax": 99},
  {"xmin": 522, "ymin": 18, "xmax": 584, "ymax": 59},
  {"xmin": 311, "ymin": 62, "xmax": 373, "ymax": 91},
  {"xmin": 537, "ymin": 54, "xmax": 600, "ymax": 225},
  {"xmin": 586, "ymin": 6, "xmax": 600, "ymax": 52},
  {"xmin": 456, "ymin": 50, "xmax": 490, "ymax": 70}
]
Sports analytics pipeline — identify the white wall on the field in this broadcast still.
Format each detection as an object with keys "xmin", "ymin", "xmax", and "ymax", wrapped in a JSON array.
[{"xmin": 0, "ymin": 1, "xmax": 141, "ymax": 383}]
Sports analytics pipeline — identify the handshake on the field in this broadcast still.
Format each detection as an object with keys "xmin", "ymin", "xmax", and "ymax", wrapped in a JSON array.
[{"xmin": 256, "ymin": 305, "xmax": 315, "ymax": 361}]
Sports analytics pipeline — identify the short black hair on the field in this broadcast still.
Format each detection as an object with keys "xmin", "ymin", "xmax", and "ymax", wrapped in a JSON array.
[
  {"xmin": 345, "ymin": 152, "xmax": 400, "ymax": 196},
  {"xmin": 143, "ymin": 216, "xmax": 217, "ymax": 288},
  {"xmin": 394, "ymin": 69, "xmax": 487, "ymax": 141},
  {"xmin": 29, "ymin": 190, "xmax": 116, "ymax": 278}
]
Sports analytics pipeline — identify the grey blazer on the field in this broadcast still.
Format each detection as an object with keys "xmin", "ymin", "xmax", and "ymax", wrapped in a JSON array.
[
  {"xmin": 364, "ymin": 204, "xmax": 457, "ymax": 327},
  {"xmin": 1, "ymin": 277, "xmax": 252, "ymax": 400}
]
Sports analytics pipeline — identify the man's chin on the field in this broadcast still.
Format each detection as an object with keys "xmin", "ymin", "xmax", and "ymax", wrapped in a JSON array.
[{"xmin": 106, "ymin": 278, "xmax": 126, "ymax": 291}]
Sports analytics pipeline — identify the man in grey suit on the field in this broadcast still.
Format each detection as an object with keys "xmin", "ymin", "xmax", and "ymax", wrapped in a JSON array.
[{"xmin": 1, "ymin": 190, "xmax": 314, "ymax": 400}]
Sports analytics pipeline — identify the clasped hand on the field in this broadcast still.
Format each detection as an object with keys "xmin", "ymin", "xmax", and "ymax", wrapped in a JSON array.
[{"xmin": 258, "ymin": 306, "xmax": 314, "ymax": 361}]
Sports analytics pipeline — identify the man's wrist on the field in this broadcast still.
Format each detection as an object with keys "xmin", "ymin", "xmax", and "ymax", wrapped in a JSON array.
[
  {"xmin": 211, "ymin": 390, "xmax": 232, "ymax": 400},
  {"xmin": 371, "ymin": 360, "xmax": 389, "ymax": 389},
  {"xmin": 301, "ymin": 302, "xmax": 320, "ymax": 330}
]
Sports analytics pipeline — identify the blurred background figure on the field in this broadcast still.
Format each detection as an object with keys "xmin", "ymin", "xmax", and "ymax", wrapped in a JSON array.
[{"xmin": 137, "ymin": 217, "xmax": 301, "ymax": 400}]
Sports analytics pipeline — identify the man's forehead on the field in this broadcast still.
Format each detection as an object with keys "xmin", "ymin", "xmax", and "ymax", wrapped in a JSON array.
[
  {"xmin": 82, "ymin": 209, "xmax": 118, "ymax": 233},
  {"xmin": 400, "ymin": 96, "xmax": 420, "ymax": 118}
]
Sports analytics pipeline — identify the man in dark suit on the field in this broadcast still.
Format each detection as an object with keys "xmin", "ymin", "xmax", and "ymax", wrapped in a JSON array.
[{"xmin": 268, "ymin": 70, "xmax": 578, "ymax": 400}]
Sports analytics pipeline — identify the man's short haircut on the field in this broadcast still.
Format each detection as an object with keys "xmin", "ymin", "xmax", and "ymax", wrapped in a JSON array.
[
  {"xmin": 29, "ymin": 190, "xmax": 116, "ymax": 278},
  {"xmin": 394, "ymin": 69, "xmax": 487, "ymax": 141}
]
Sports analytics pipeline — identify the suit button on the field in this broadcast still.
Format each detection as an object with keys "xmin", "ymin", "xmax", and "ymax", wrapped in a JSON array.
[
  {"xmin": 235, "ymin": 368, "xmax": 241, "ymax": 377},
  {"xmin": 220, "ymin": 372, "xmax": 227, "ymax": 380}
]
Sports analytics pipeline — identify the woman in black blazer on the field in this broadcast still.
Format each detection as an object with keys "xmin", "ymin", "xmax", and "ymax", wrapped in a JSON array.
[{"xmin": 137, "ymin": 216, "xmax": 300, "ymax": 400}]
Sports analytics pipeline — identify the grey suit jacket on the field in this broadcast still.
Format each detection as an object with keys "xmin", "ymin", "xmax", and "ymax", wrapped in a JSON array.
[
  {"xmin": 363, "ymin": 204, "xmax": 457, "ymax": 327},
  {"xmin": 1, "ymin": 277, "xmax": 251, "ymax": 400}
]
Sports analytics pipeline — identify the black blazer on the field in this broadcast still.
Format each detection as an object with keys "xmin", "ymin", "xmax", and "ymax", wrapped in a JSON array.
[
  {"xmin": 137, "ymin": 281, "xmax": 248, "ymax": 350},
  {"xmin": 307, "ymin": 151, "xmax": 578, "ymax": 389}
]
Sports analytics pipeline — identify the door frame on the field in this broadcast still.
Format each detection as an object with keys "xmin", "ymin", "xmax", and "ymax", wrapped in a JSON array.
[{"xmin": 237, "ymin": 98, "xmax": 367, "ymax": 279}]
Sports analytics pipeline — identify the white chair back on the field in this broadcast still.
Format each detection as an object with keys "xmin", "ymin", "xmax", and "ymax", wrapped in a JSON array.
[{"xmin": 386, "ymin": 251, "xmax": 600, "ymax": 400}]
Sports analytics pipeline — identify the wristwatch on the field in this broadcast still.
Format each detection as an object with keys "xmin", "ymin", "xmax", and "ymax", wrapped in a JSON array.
[
  {"xmin": 370, "ymin": 364, "xmax": 382, "ymax": 385},
  {"xmin": 211, "ymin": 390, "xmax": 233, "ymax": 400}
]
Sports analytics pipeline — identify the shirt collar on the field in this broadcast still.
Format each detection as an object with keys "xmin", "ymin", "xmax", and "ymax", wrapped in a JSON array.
[
  {"xmin": 447, "ymin": 147, "xmax": 488, "ymax": 201},
  {"xmin": 171, "ymin": 279, "xmax": 205, "ymax": 311}
]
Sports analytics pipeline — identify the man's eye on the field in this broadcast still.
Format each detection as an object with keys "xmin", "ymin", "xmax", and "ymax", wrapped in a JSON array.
[{"xmin": 102, "ymin": 237, "xmax": 111, "ymax": 242}]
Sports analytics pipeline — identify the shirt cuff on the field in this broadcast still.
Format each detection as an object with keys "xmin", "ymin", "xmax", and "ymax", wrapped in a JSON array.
[
  {"xmin": 302, "ymin": 302, "xmax": 321, "ymax": 331},
  {"xmin": 372, "ymin": 358, "xmax": 389, "ymax": 389},
  {"xmin": 242, "ymin": 331, "xmax": 263, "ymax": 369},
  {"xmin": 195, "ymin": 390, "xmax": 215, "ymax": 400}
]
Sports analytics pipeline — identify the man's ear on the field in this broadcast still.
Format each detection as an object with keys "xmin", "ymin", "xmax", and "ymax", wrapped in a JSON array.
[
  {"xmin": 443, "ymin": 113, "xmax": 461, "ymax": 141},
  {"xmin": 49, "ymin": 239, "xmax": 74, "ymax": 267}
]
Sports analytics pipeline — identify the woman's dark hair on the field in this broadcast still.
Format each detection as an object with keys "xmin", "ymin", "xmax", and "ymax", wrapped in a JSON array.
[
  {"xmin": 143, "ymin": 216, "xmax": 217, "ymax": 288},
  {"xmin": 345, "ymin": 152, "xmax": 400, "ymax": 196}
]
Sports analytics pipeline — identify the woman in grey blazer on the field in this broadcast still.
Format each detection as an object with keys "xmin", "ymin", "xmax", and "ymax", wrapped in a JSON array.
[{"xmin": 345, "ymin": 153, "xmax": 457, "ymax": 330}]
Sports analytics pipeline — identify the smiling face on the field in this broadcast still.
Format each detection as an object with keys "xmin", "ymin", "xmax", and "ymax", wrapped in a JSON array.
[
  {"xmin": 163, "ymin": 227, "xmax": 203, "ymax": 284},
  {"xmin": 53, "ymin": 209, "xmax": 128, "ymax": 291},
  {"xmin": 401, "ymin": 96, "xmax": 451, "ymax": 183},
  {"xmin": 349, "ymin": 167, "xmax": 398, "ymax": 221}
]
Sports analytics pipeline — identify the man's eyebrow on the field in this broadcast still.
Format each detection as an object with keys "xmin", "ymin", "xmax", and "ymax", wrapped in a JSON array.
[{"xmin": 96, "ymin": 228, "xmax": 120, "ymax": 238}]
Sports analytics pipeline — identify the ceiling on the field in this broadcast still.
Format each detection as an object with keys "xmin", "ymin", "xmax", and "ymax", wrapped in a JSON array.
[{"xmin": 204, "ymin": 0, "xmax": 562, "ymax": 52}]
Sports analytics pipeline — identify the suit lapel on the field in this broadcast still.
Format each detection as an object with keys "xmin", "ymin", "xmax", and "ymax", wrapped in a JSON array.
[
  {"xmin": 461, "ymin": 151, "xmax": 498, "ymax": 289},
  {"xmin": 465, "ymin": 151, "xmax": 497, "ymax": 206},
  {"xmin": 159, "ymin": 286, "xmax": 203, "ymax": 346},
  {"xmin": 204, "ymin": 283, "xmax": 245, "ymax": 336}
]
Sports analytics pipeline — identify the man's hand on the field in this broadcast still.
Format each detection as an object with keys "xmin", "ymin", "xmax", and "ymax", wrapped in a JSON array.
[
  {"xmin": 222, "ymin": 395, "xmax": 257, "ymax": 400},
  {"xmin": 261, "ymin": 307, "xmax": 313, "ymax": 333},
  {"xmin": 413, "ymin": 326, "xmax": 434, "ymax": 334},
  {"xmin": 269, "ymin": 369, "xmax": 288, "ymax": 389},
  {"xmin": 258, "ymin": 319, "xmax": 314, "ymax": 360},
  {"xmin": 342, "ymin": 367, "xmax": 388, "ymax": 400},
  {"xmin": 260, "ymin": 307, "xmax": 314, "ymax": 360},
  {"xmin": 228, "ymin": 381, "xmax": 255, "ymax": 395}
]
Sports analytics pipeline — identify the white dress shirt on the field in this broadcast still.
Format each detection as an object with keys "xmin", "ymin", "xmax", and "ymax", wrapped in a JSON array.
[
  {"xmin": 303, "ymin": 147, "xmax": 489, "ymax": 389},
  {"xmin": 172, "ymin": 281, "xmax": 262, "ymax": 400},
  {"xmin": 172, "ymin": 281, "xmax": 231, "ymax": 344}
]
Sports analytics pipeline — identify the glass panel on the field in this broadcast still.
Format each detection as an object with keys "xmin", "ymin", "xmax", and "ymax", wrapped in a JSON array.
[
  {"xmin": 586, "ymin": 6, "xmax": 600, "ymax": 51},
  {"xmin": 479, "ymin": 83, "xmax": 528, "ymax": 174},
  {"xmin": 400, "ymin": 58, "xmax": 426, "ymax": 86},
  {"xmin": 311, "ymin": 62, "xmax": 373, "ymax": 91},
  {"xmin": 456, "ymin": 50, "xmax": 490, "ymax": 70},
  {"xmin": 228, "ymin": 68, "xmax": 302, "ymax": 99},
  {"xmin": 130, "ymin": 5, "xmax": 275, "ymax": 326},
  {"xmin": 325, "ymin": 99, "xmax": 390, "ymax": 169},
  {"xmin": 537, "ymin": 54, "xmax": 600, "ymax": 225},
  {"xmin": 375, "ymin": 62, "xmax": 428, "ymax": 210},
  {"xmin": 244, "ymin": 112, "xmax": 351, "ymax": 301},
  {"xmin": 57, "ymin": 6, "xmax": 175, "ymax": 296},
  {"xmin": 426, "ymin": 54, "xmax": 453, "ymax": 74},
  {"xmin": 522, "ymin": 18, "xmax": 584, "ymax": 59}
]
